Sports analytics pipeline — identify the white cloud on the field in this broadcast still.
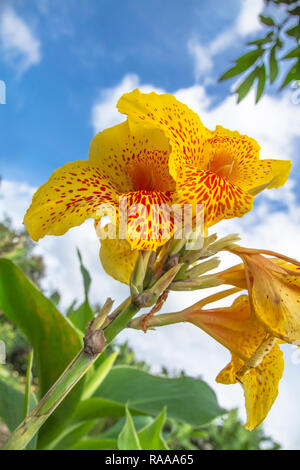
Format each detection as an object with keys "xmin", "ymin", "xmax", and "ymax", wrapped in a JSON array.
[
  {"xmin": 91, "ymin": 74, "xmax": 164, "ymax": 133},
  {"xmin": 189, "ymin": 0, "xmax": 264, "ymax": 80},
  {"xmin": 0, "ymin": 7, "xmax": 41, "ymax": 75}
]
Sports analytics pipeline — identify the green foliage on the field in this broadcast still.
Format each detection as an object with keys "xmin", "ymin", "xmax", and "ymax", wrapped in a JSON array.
[
  {"xmin": 219, "ymin": 0, "xmax": 300, "ymax": 102},
  {"xmin": 0, "ymin": 374, "xmax": 37, "ymax": 449},
  {"xmin": 0, "ymin": 259, "xmax": 84, "ymax": 448},
  {"xmin": 0, "ymin": 218, "xmax": 281, "ymax": 450}
]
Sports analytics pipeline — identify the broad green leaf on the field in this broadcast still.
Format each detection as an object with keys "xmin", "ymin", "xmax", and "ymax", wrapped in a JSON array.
[
  {"xmin": 236, "ymin": 67, "xmax": 259, "ymax": 103},
  {"xmin": 100, "ymin": 416, "xmax": 153, "ymax": 439},
  {"xmin": 259, "ymin": 15, "xmax": 275, "ymax": 26},
  {"xmin": 269, "ymin": 46, "xmax": 279, "ymax": 83},
  {"xmin": 51, "ymin": 420, "xmax": 97, "ymax": 450},
  {"xmin": 69, "ymin": 438, "xmax": 117, "ymax": 450},
  {"xmin": 0, "ymin": 376, "xmax": 37, "ymax": 449},
  {"xmin": 0, "ymin": 259, "xmax": 83, "ymax": 448},
  {"xmin": 82, "ymin": 351, "xmax": 118, "ymax": 400},
  {"xmin": 286, "ymin": 24, "xmax": 300, "ymax": 41},
  {"xmin": 256, "ymin": 64, "xmax": 266, "ymax": 103},
  {"xmin": 118, "ymin": 407, "xmax": 142, "ymax": 450},
  {"xmin": 92, "ymin": 366, "xmax": 225, "ymax": 426},
  {"xmin": 74, "ymin": 396, "xmax": 145, "ymax": 421},
  {"xmin": 68, "ymin": 300, "xmax": 94, "ymax": 333},
  {"xmin": 138, "ymin": 407, "xmax": 168, "ymax": 450}
]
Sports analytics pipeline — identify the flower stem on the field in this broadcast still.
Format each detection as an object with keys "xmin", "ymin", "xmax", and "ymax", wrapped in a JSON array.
[{"xmin": 2, "ymin": 301, "xmax": 139, "ymax": 450}]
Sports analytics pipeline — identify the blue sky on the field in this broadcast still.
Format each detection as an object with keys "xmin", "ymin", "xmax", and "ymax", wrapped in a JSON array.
[
  {"xmin": 0, "ymin": 0, "xmax": 267, "ymax": 183},
  {"xmin": 1, "ymin": 0, "xmax": 300, "ymax": 449}
]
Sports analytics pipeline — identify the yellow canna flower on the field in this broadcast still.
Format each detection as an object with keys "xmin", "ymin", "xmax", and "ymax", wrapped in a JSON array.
[
  {"xmin": 217, "ymin": 246, "xmax": 300, "ymax": 344},
  {"xmin": 24, "ymin": 119, "xmax": 177, "ymax": 252},
  {"xmin": 180, "ymin": 295, "xmax": 284, "ymax": 430},
  {"xmin": 118, "ymin": 90, "xmax": 291, "ymax": 226},
  {"xmin": 24, "ymin": 89, "xmax": 291, "ymax": 282}
]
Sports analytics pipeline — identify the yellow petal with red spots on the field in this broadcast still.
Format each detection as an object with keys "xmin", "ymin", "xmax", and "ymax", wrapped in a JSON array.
[
  {"xmin": 117, "ymin": 89, "xmax": 211, "ymax": 180},
  {"xmin": 89, "ymin": 119, "xmax": 175, "ymax": 193},
  {"xmin": 207, "ymin": 126, "xmax": 291, "ymax": 193},
  {"xmin": 243, "ymin": 254, "xmax": 300, "ymax": 343},
  {"xmin": 100, "ymin": 229, "xmax": 138, "ymax": 284},
  {"xmin": 23, "ymin": 161, "xmax": 117, "ymax": 241},
  {"xmin": 119, "ymin": 190, "xmax": 175, "ymax": 251},
  {"xmin": 217, "ymin": 345, "xmax": 284, "ymax": 430},
  {"xmin": 174, "ymin": 164, "xmax": 253, "ymax": 227},
  {"xmin": 183, "ymin": 296, "xmax": 267, "ymax": 360}
]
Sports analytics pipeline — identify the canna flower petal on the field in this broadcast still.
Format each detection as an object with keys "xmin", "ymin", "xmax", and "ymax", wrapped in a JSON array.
[
  {"xmin": 118, "ymin": 91, "xmax": 291, "ymax": 227},
  {"xmin": 217, "ymin": 345, "xmax": 284, "ymax": 430},
  {"xmin": 100, "ymin": 230, "xmax": 138, "ymax": 284},
  {"xmin": 242, "ymin": 254, "xmax": 300, "ymax": 344},
  {"xmin": 174, "ymin": 164, "xmax": 253, "ymax": 226},
  {"xmin": 182, "ymin": 295, "xmax": 284, "ymax": 429},
  {"xmin": 208, "ymin": 126, "xmax": 291, "ymax": 193},
  {"xmin": 89, "ymin": 119, "xmax": 175, "ymax": 193},
  {"xmin": 23, "ymin": 161, "xmax": 117, "ymax": 241},
  {"xmin": 120, "ymin": 190, "xmax": 175, "ymax": 250},
  {"xmin": 24, "ymin": 120, "xmax": 176, "ymax": 251},
  {"xmin": 117, "ymin": 89, "xmax": 211, "ymax": 180}
]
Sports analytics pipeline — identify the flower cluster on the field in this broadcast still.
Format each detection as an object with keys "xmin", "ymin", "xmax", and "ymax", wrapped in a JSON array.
[{"xmin": 24, "ymin": 90, "xmax": 299, "ymax": 430}]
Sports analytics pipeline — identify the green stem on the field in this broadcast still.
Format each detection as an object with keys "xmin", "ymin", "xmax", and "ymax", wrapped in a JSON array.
[{"xmin": 2, "ymin": 301, "xmax": 139, "ymax": 451}]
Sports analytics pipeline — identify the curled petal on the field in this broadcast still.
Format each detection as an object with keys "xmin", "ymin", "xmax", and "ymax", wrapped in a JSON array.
[
  {"xmin": 117, "ymin": 89, "xmax": 211, "ymax": 180},
  {"xmin": 100, "ymin": 229, "xmax": 138, "ymax": 284},
  {"xmin": 209, "ymin": 126, "xmax": 291, "ymax": 193},
  {"xmin": 217, "ymin": 345, "xmax": 284, "ymax": 430},
  {"xmin": 23, "ymin": 161, "xmax": 117, "ymax": 241},
  {"xmin": 174, "ymin": 165, "xmax": 253, "ymax": 227},
  {"xmin": 89, "ymin": 119, "xmax": 175, "ymax": 193}
]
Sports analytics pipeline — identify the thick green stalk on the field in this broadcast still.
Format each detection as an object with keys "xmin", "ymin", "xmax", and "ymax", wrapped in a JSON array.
[{"xmin": 2, "ymin": 302, "xmax": 139, "ymax": 451}]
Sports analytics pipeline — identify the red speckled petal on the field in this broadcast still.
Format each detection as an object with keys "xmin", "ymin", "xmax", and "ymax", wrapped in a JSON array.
[
  {"xmin": 23, "ymin": 161, "xmax": 118, "ymax": 241},
  {"xmin": 174, "ymin": 164, "xmax": 253, "ymax": 227},
  {"xmin": 117, "ymin": 89, "xmax": 211, "ymax": 180},
  {"xmin": 89, "ymin": 119, "xmax": 175, "ymax": 193},
  {"xmin": 119, "ymin": 190, "xmax": 175, "ymax": 250},
  {"xmin": 206, "ymin": 126, "xmax": 291, "ymax": 192}
]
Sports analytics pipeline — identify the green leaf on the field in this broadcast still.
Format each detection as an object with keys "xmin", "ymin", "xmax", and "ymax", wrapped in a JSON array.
[
  {"xmin": 0, "ymin": 376, "xmax": 37, "ymax": 449},
  {"xmin": 247, "ymin": 32, "xmax": 273, "ymax": 46},
  {"xmin": 51, "ymin": 420, "xmax": 97, "ymax": 450},
  {"xmin": 259, "ymin": 15, "xmax": 275, "ymax": 26},
  {"xmin": 76, "ymin": 248, "xmax": 91, "ymax": 301},
  {"xmin": 219, "ymin": 49, "xmax": 262, "ymax": 82},
  {"xmin": 0, "ymin": 259, "xmax": 83, "ymax": 448},
  {"xmin": 289, "ymin": 6, "xmax": 300, "ymax": 15},
  {"xmin": 282, "ymin": 45, "xmax": 300, "ymax": 60},
  {"xmin": 235, "ymin": 67, "xmax": 259, "ymax": 103},
  {"xmin": 69, "ymin": 438, "xmax": 117, "ymax": 450},
  {"xmin": 256, "ymin": 64, "xmax": 266, "ymax": 103},
  {"xmin": 68, "ymin": 300, "xmax": 94, "ymax": 333},
  {"xmin": 286, "ymin": 24, "xmax": 300, "ymax": 40},
  {"xmin": 138, "ymin": 407, "xmax": 168, "ymax": 450},
  {"xmin": 82, "ymin": 350, "xmax": 118, "ymax": 400},
  {"xmin": 269, "ymin": 46, "xmax": 279, "ymax": 83},
  {"xmin": 80, "ymin": 366, "xmax": 225, "ymax": 426},
  {"xmin": 281, "ymin": 60, "xmax": 300, "ymax": 88},
  {"xmin": 118, "ymin": 407, "xmax": 142, "ymax": 450}
]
